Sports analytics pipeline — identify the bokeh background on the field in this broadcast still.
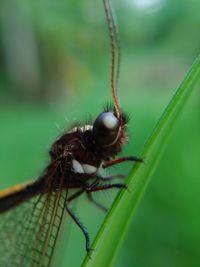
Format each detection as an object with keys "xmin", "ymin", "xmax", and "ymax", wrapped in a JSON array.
[{"xmin": 0, "ymin": 0, "xmax": 200, "ymax": 266}]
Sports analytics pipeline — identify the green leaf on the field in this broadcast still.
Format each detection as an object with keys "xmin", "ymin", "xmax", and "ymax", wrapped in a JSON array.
[{"xmin": 81, "ymin": 55, "xmax": 200, "ymax": 267}]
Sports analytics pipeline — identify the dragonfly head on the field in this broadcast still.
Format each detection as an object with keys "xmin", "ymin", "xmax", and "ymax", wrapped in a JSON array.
[{"xmin": 92, "ymin": 110, "xmax": 128, "ymax": 148}]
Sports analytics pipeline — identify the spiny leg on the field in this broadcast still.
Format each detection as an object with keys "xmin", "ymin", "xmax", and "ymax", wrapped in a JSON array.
[
  {"xmin": 86, "ymin": 176, "xmax": 125, "ymax": 212},
  {"xmin": 65, "ymin": 203, "xmax": 91, "ymax": 252},
  {"xmin": 103, "ymin": 156, "xmax": 143, "ymax": 169},
  {"xmin": 86, "ymin": 192, "xmax": 108, "ymax": 213},
  {"xmin": 97, "ymin": 174, "xmax": 126, "ymax": 181},
  {"xmin": 87, "ymin": 183, "xmax": 127, "ymax": 193},
  {"xmin": 65, "ymin": 182, "xmax": 127, "ymax": 252},
  {"xmin": 65, "ymin": 188, "xmax": 91, "ymax": 253},
  {"xmin": 67, "ymin": 188, "xmax": 85, "ymax": 202}
]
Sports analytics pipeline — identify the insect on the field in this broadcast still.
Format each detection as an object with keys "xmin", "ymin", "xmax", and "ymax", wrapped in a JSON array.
[{"xmin": 0, "ymin": 0, "xmax": 142, "ymax": 266}]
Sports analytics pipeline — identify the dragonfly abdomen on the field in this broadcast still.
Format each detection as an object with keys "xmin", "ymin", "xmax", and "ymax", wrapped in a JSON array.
[{"xmin": 0, "ymin": 178, "xmax": 44, "ymax": 213}]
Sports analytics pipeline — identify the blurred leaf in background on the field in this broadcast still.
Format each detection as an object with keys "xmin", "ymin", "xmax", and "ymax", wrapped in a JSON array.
[{"xmin": 0, "ymin": 0, "xmax": 199, "ymax": 266}]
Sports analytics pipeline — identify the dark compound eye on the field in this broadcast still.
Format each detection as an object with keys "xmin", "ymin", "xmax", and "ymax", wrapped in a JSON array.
[{"xmin": 93, "ymin": 112, "xmax": 120, "ymax": 146}]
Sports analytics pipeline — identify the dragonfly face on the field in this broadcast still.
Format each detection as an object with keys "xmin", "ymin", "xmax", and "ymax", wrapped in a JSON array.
[
  {"xmin": 0, "ymin": 0, "xmax": 143, "ymax": 266},
  {"xmin": 93, "ymin": 111, "xmax": 127, "ymax": 147}
]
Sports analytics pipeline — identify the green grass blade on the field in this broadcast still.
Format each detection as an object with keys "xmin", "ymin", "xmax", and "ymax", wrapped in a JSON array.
[{"xmin": 82, "ymin": 55, "xmax": 200, "ymax": 267}]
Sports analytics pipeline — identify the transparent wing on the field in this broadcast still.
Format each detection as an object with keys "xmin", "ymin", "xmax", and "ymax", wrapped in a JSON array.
[{"xmin": 0, "ymin": 188, "xmax": 68, "ymax": 267}]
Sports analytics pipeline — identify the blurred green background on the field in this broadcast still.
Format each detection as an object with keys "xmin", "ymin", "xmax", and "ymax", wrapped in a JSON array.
[{"xmin": 0, "ymin": 0, "xmax": 200, "ymax": 266}]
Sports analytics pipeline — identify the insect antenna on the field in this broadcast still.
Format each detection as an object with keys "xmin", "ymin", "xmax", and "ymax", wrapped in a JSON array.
[
  {"xmin": 103, "ymin": 0, "xmax": 121, "ymax": 118},
  {"xmin": 109, "ymin": 1, "xmax": 121, "ymax": 107}
]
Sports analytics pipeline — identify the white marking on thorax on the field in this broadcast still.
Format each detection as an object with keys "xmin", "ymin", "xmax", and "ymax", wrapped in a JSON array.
[
  {"xmin": 68, "ymin": 126, "xmax": 78, "ymax": 133},
  {"xmin": 79, "ymin": 124, "xmax": 93, "ymax": 132},
  {"xmin": 68, "ymin": 124, "xmax": 93, "ymax": 133},
  {"xmin": 82, "ymin": 164, "xmax": 97, "ymax": 174},
  {"xmin": 72, "ymin": 159, "xmax": 97, "ymax": 174},
  {"xmin": 72, "ymin": 159, "xmax": 84, "ymax": 174}
]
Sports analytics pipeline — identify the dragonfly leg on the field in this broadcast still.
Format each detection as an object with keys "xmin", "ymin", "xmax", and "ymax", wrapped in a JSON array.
[
  {"xmin": 86, "ymin": 192, "xmax": 108, "ymax": 212},
  {"xmin": 66, "ymin": 188, "xmax": 92, "ymax": 252},
  {"xmin": 65, "ymin": 202, "xmax": 91, "ymax": 252},
  {"xmin": 86, "ymin": 183, "xmax": 127, "ymax": 193},
  {"xmin": 97, "ymin": 174, "xmax": 126, "ymax": 181},
  {"xmin": 67, "ymin": 188, "xmax": 85, "ymax": 202},
  {"xmin": 103, "ymin": 156, "xmax": 143, "ymax": 169}
]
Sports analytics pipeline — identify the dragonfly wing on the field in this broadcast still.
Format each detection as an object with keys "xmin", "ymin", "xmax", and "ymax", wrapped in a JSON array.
[{"xmin": 0, "ymin": 188, "xmax": 68, "ymax": 267}]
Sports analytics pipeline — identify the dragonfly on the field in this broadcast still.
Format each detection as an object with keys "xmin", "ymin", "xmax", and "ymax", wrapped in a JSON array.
[{"xmin": 0, "ymin": 1, "xmax": 142, "ymax": 266}]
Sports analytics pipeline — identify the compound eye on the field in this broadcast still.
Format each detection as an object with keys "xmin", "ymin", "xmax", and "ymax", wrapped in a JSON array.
[
  {"xmin": 102, "ymin": 112, "xmax": 118, "ymax": 129},
  {"xmin": 93, "ymin": 112, "xmax": 120, "ymax": 146}
]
